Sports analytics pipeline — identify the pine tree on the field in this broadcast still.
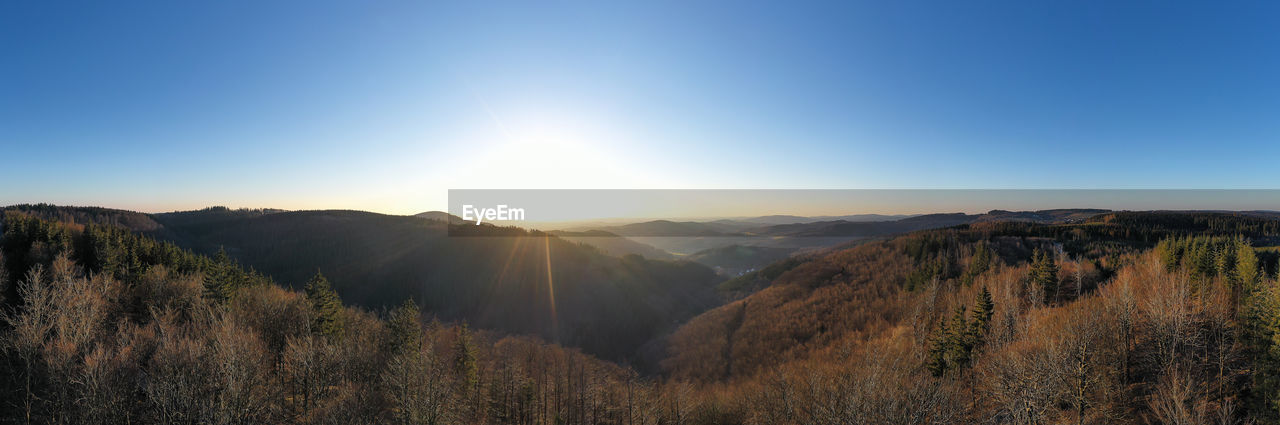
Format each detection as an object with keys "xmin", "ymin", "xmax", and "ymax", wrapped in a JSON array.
[
  {"xmin": 1031, "ymin": 249, "xmax": 1058, "ymax": 304},
  {"xmin": 969, "ymin": 286, "xmax": 995, "ymax": 350},
  {"xmin": 1236, "ymin": 238, "xmax": 1259, "ymax": 290},
  {"xmin": 945, "ymin": 306, "xmax": 972, "ymax": 370},
  {"xmin": 205, "ymin": 248, "xmax": 236, "ymax": 304},
  {"xmin": 1243, "ymin": 276, "xmax": 1280, "ymax": 418},
  {"xmin": 1156, "ymin": 237, "xmax": 1183, "ymax": 272},
  {"xmin": 454, "ymin": 323, "xmax": 478, "ymax": 390},
  {"xmin": 387, "ymin": 298, "xmax": 423, "ymax": 354},
  {"xmin": 927, "ymin": 319, "xmax": 950, "ymax": 377},
  {"xmin": 304, "ymin": 272, "xmax": 345, "ymax": 339},
  {"xmin": 962, "ymin": 241, "xmax": 994, "ymax": 287},
  {"xmin": 1218, "ymin": 241, "xmax": 1240, "ymax": 285},
  {"xmin": 1189, "ymin": 240, "xmax": 1215, "ymax": 280}
]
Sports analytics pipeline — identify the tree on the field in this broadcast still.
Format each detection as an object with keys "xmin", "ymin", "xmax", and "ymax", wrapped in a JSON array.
[
  {"xmin": 1217, "ymin": 241, "xmax": 1239, "ymax": 285},
  {"xmin": 1235, "ymin": 238, "xmax": 1259, "ymax": 290},
  {"xmin": 454, "ymin": 323, "xmax": 478, "ymax": 391},
  {"xmin": 0, "ymin": 252, "xmax": 7, "ymax": 305},
  {"xmin": 304, "ymin": 272, "xmax": 344, "ymax": 339},
  {"xmin": 387, "ymin": 298, "xmax": 423, "ymax": 355},
  {"xmin": 945, "ymin": 306, "xmax": 973, "ymax": 371},
  {"xmin": 204, "ymin": 248, "xmax": 236, "ymax": 304},
  {"xmin": 962, "ymin": 241, "xmax": 995, "ymax": 287},
  {"xmin": 1156, "ymin": 237, "xmax": 1184, "ymax": 272},
  {"xmin": 383, "ymin": 344, "xmax": 453, "ymax": 425},
  {"xmin": 1030, "ymin": 249, "xmax": 1059, "ymax": 304},
  {"xmin": 969, "ymin": 286, "xmax": 995, "ymax": 350},
  {"xmin": 4, "ymin": 266, "xmax": 54, "ymax": 424},
  {"xmin": 282, "ymin": 335, "xmax": 338, "ymax": 418},
  {"xmin": 928, "ymin": 319, "xmax": 951, "ymax": 377}
]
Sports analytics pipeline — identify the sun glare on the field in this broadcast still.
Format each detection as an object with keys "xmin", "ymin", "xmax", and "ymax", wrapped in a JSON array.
[{"xmin": 444, "ymin": 107, "xmax": 662, "ymax": 190}]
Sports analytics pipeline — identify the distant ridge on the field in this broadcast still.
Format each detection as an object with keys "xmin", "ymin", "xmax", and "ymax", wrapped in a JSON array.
[{"xmin": 414, "ymin": 210, "xmax": 465, "ymax": 224}]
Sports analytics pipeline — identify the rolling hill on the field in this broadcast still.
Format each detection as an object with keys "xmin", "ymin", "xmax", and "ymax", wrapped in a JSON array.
[{"xmin": 1, "ymin": 205, "xmax": 724, "ymax": 364}]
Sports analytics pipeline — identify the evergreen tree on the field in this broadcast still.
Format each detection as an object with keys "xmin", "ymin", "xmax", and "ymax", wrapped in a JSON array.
[
  {"xmin": 387, "ymin": 298, "xmax": 423, "ymax": 354},
  {"xmin": 1218, "ymin": 241, "xmax": 1240, "ymax": 285},
  {"xmin": 1031, "ymin": 249, "xmax": 1059, "ymax": 304},
  {"xmin": 1156, "ymin": 237, "xmax": 1184, "ymax": 272},
  {"xmin": 204, "ymin": 248, "xmax": 236, "ymax": 304},
  {"xmin": 927, "ymin": 319, "xmax": 950, "ymax": 377},
  {"xmin": 1190, "ymin": 239, "xmax": 1216, "ymax": 280},
  {"xmin": 304, "ymin": 271, "xmax": 345, "ymax": 339},
  {"xmin": 1243, "ymin": 277, "xmax": 1280, "ymax": 419},
  {"xmin": 454, "ymin": 323, "xmax": 478, "ymax": 390},
  {"xmin": 945, "ymin": 306, "xmax": 972, "ymax": 370},
  {"xmin": 962, "ymin": 241, "xmax": 994, "ymax": 287},
  {"xmin": 1236, "ymin": 238, "xmax": 1260, "ymax": 289},
  {"xmin": 969, "ymin": 286, "xmax": 995, "ymax": 350}
]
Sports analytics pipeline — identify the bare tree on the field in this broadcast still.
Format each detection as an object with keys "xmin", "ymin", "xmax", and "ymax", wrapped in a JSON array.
[
  {"xmin": 382, "ymin": 344, "xmax": 454, "ymax": 425},
  {"xmin": 4, "ymin": 266, "xmax": 53, "ymax": 425}
]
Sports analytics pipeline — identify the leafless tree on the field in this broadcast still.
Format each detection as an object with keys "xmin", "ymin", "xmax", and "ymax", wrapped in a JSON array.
[{"xmin": 382, "ymin": 343, "xmax": 455, "ymax": 425}]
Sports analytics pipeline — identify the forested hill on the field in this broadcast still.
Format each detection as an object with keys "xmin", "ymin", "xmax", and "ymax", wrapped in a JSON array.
[
  {"xmin": 666, "ymin": 209, "xmax": 1280, "ymax": 380},
  {"xmin": 658, "ymin": 210, "xmax": 1280, "ymax": 423},
  {"xmin": 1, "ymin": 205, "xmax": 724, "ymax": 364},
  {"xmin": 0, "ymin": 210, "xmax": 666, "ymax": 424},
  {"xmin": 10, "ymin": 206, "xmax": 1280, "ymax": 422}
]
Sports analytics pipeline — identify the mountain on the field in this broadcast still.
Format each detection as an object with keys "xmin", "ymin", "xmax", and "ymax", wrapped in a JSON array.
[
  {"xmin": 0, "ymin": 210, "xmax": 651, "ymax": 424},
  {"xmin": 727, "ymin": 214, "xmax": 917, "ymax": 225},
  {"xmin": 3, "ymin": 205, "xmax": 724, "ymax": 364},
  {"xmin": 685, "ymin": 244, "xmax": 797, "ymax": 276},
  {"xmin": 10, "ymin": 206, "xmax": 1280, "ymax": 423},
  {"xmin": 748, "ymin": 209, "xmax": 1115, "ymax": 238},
  {"xmin": 661, "ymin": 210, "xmax": 1280, "ymax": 386},
  {"xmin": 749, "ymin": 213, "xmax": 971, "ymax": 237},
  {"xmin": 581, "ymin": 220, "xmax": 744, "ymax": 237},
  {"xmin": 973, "ymin": 208, "xmax": 1110, "ymax": 223},
  {"xmin": 547, "ymin": 230, "xmax": 676, "ymax": 260},
  {"xmin": 579, "ymin": 210, "xmax": 1113, "ymax": 250},
  {"xmin": 1, "ymin": 203, "xmax": 168, "ymax": 233},
  {"xmin": 731, "ymin": 215, "xmax": 814, "ymax": 225},
  {"xmin": 413, "ymin": 210, "xmax": 465, "ymax": 224}
]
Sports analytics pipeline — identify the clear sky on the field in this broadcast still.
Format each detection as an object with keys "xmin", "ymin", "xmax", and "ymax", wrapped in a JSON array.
[{"xmin": 3, "ymin": 1, "xmax": 1279, "ymax": 214}]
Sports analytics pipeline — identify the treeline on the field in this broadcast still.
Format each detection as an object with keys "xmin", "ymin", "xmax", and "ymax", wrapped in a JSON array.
[
  {"xmin": 2, "ymin": 212, "xmax": 272, "ymax": 305},
  {"xmin": 966, "ymin": 211, "xmax": 1280, "ymax": 258},
  {"xmin": 0, "ymin": 214, "xmax": 704, "ymax": 424}
]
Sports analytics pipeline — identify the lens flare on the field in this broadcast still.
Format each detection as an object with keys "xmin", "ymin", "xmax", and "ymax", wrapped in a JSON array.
[{"xmin": 544, "ymin": 235, "xmax": 558, "ymax": 341}]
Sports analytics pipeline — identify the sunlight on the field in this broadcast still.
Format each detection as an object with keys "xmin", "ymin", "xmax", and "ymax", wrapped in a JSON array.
[
  {"xmin": 441, "ymin": 106, "xmax": 666, "ymax": 190},
  {"xmin": 543, "ymin": 235, "xmax": 558, "ymax": 342}
]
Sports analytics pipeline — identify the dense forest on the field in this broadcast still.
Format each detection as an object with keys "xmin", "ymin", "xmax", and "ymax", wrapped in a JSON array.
[
  {"xmin": 7, "ymin": 207, "xmax": 1280, "ymax": 423},
  {"xmin": 0, "ymin": 205, "xmax": 723, "ymax": 366}
]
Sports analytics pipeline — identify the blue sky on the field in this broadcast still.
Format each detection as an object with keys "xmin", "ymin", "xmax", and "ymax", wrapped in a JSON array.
[{"xmin": 3, "ymin": 1, "xmax": 1279, "ymax": 214}]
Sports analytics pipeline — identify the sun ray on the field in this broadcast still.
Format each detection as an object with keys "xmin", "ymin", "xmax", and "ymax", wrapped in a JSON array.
[{"xmin": 544, "ymin": 235, "xmax": 558, "ymax": 342}]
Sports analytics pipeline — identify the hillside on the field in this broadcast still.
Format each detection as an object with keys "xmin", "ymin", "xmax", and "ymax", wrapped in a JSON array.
[
  {"xmin": 663, "ymin": 210, "xmax": 1280, "ymax": 381},
  {"xmin": 160, "ymin": 210, "xmax": 726, "ymax": 364},
  {"xmin": 10, "ymin": 207, "xmax": 1280, "ymax": 423},
  {"xmin": 2, "ymin": 206, "xmax": 725, "ymax": 364},
  {"xmin": 548, "ymin": 230, "xmax": 677, "ymax": 260},
  {"xmin": 684, "ymin": 244, "xmax": 796, "ymax": 276},
  {"xmin": 653, "ymin": 210, "xmax": 1280, "ymax": 423},
  {"xmin": 0, "ymin": 212, "xmax": 664, "ymax": 424},
  {"xmin": 582, "ymin": 219, "xmax": 745, "ymax": 237}
]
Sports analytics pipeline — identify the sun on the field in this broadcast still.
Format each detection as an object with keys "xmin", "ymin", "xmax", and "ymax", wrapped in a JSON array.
[{"xmin": 448, "ymin": 107, "xmax": 659, "ymax": 189}]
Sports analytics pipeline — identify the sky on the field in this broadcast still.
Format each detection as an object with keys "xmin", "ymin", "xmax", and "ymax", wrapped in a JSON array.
[{"xmin": 3, "ymin": 1, "xmax": 1280, "ymax": 215}]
